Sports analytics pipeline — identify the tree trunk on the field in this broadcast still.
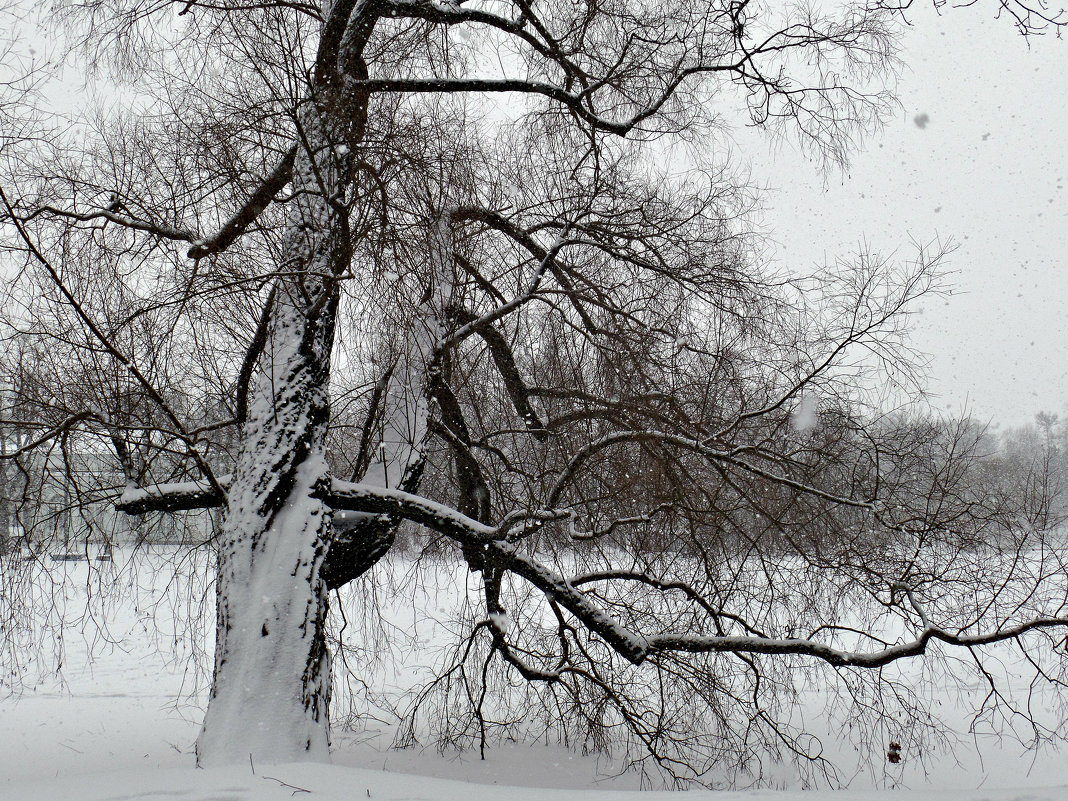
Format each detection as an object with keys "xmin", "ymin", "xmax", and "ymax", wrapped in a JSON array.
[
  {"xmin": 196, "ymin": 290, "xmax": 338, "ymax": 766},
  {"xmin": 196, "ymin": 108, "xmax": 345, "ymax": 766},
  {"xmin": 193, "ymin": 0, "xmax": 437, "ymax": 758}
]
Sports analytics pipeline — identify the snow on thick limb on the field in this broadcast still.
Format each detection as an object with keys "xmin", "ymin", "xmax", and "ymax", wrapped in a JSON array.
[
  {"xmin": 117, "ymin": 475, "xmax": 230, "ymax": 514},
  {"xmin": 327, "ymin": 480, "xmax": 1068, "ymax": 672},
  {"xmin": 327, "ymin": 478, "xmax": 496, "ymax": 538}
]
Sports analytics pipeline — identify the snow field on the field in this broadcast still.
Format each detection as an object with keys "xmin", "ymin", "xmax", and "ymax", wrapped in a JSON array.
[{"xmin": 2, "ymin": 546, "xmax": 1067, "ymax": 800}]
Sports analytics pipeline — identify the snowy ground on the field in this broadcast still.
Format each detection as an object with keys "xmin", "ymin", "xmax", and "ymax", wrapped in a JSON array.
[{"xmin": 2, "ymin": 548, "xmax": 1067, "ymax": 801}]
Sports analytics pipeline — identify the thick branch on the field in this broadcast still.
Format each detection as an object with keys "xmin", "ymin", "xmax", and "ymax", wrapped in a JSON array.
[
  {"xmin": 446, "ymin": 306, "xmax": 545, "ymax": 437},
  {"xmin": 187, "ymin": 146, "xmax": 297, "ymax": 260},
  {"xmin": 116, "ymin": 475, "xmax": 231, "ymax": 514},
  {"xmin": 123, "ymin": 474, "xmax": 1068, "ymax": 671}
]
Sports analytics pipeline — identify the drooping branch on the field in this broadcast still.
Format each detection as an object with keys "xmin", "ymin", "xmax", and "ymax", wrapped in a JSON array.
[
  {"xmin": 641, "ymin": 614, "xmax": 1068, "ymax": 669},
  {"xmin": 546, "ymin": 428, "xmax": 877, "ymax": 513},
  {"xmin": 325, "ymin": 480, "xmax": 1068, "ymax": 671},
  {"xmin": 485, "ymin": 543, "xmax": 1068, "ymax": 672},
  {"xmin": 877, "ymin": 0, "xmax": 1066, "ymax": 36},
  {"xmin": 349, "ymin": 361, "xmax": 397, "ymax": 482},
  {"xmin": 445, "ymin": 306, "xmax": 546, "ymax": 437},
  {"xmin": 1, "ymin": 186, "xmax": 225, "ymax": 497}
]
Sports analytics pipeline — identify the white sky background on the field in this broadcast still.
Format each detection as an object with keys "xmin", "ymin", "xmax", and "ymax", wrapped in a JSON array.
[{"xmin": 730, "ymin": 4, "xmax": 1068, "ymax": 429}]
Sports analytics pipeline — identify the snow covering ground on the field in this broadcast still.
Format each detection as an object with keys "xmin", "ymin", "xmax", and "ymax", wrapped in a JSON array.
[{"xmin": 2, "ymin": 548, "xmax": 1067, "ymax": 801}]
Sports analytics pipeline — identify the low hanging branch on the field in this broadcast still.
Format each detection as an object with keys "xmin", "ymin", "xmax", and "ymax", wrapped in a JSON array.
[{"xmin": 115, "ymin": 469, "xmax": 1068, "ymax": 674}]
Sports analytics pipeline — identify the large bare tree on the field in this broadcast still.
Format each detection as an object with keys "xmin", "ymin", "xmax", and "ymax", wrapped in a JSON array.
[{"xmin": 1, "ymin": 0, "xmax": 1066, "ymax": 782}]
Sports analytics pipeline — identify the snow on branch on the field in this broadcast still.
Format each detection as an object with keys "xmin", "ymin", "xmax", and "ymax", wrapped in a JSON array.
[
  {"xmin": 115, "ymin": 471, "xmax": 1068, "ymax": 673},
  {"xmin": 642, "ymin": 614, "xmax": 1068, "ymax": 669},
  {"xmin": 498, "ymin": 551, "xmax": 1068, "ymax": 672},
  {"xmin": 325, "ymin": 478, "xmax": 498, "ymax": 539},
  {"xmin": 116, "ymin": 475, "xmax": 231, "ymax": 515},
  {"xmin": 325, "ymin": 482, "xmax": 1068, "ymax": 673}
]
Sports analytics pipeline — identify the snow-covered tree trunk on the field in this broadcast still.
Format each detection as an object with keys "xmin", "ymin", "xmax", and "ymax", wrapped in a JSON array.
[
  {"xmin": 193, "ymin": 2, "xmax": 394, "ymax": 761},
  {"xmin": 195, "ymin": 107, "xmax": 346, "ymax": 766}
]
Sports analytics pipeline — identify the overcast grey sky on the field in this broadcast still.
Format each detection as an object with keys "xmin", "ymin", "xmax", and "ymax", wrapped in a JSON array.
[{"xmin": 733, "ymin": 5, "xmax": 1068, "ymax": 429}]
